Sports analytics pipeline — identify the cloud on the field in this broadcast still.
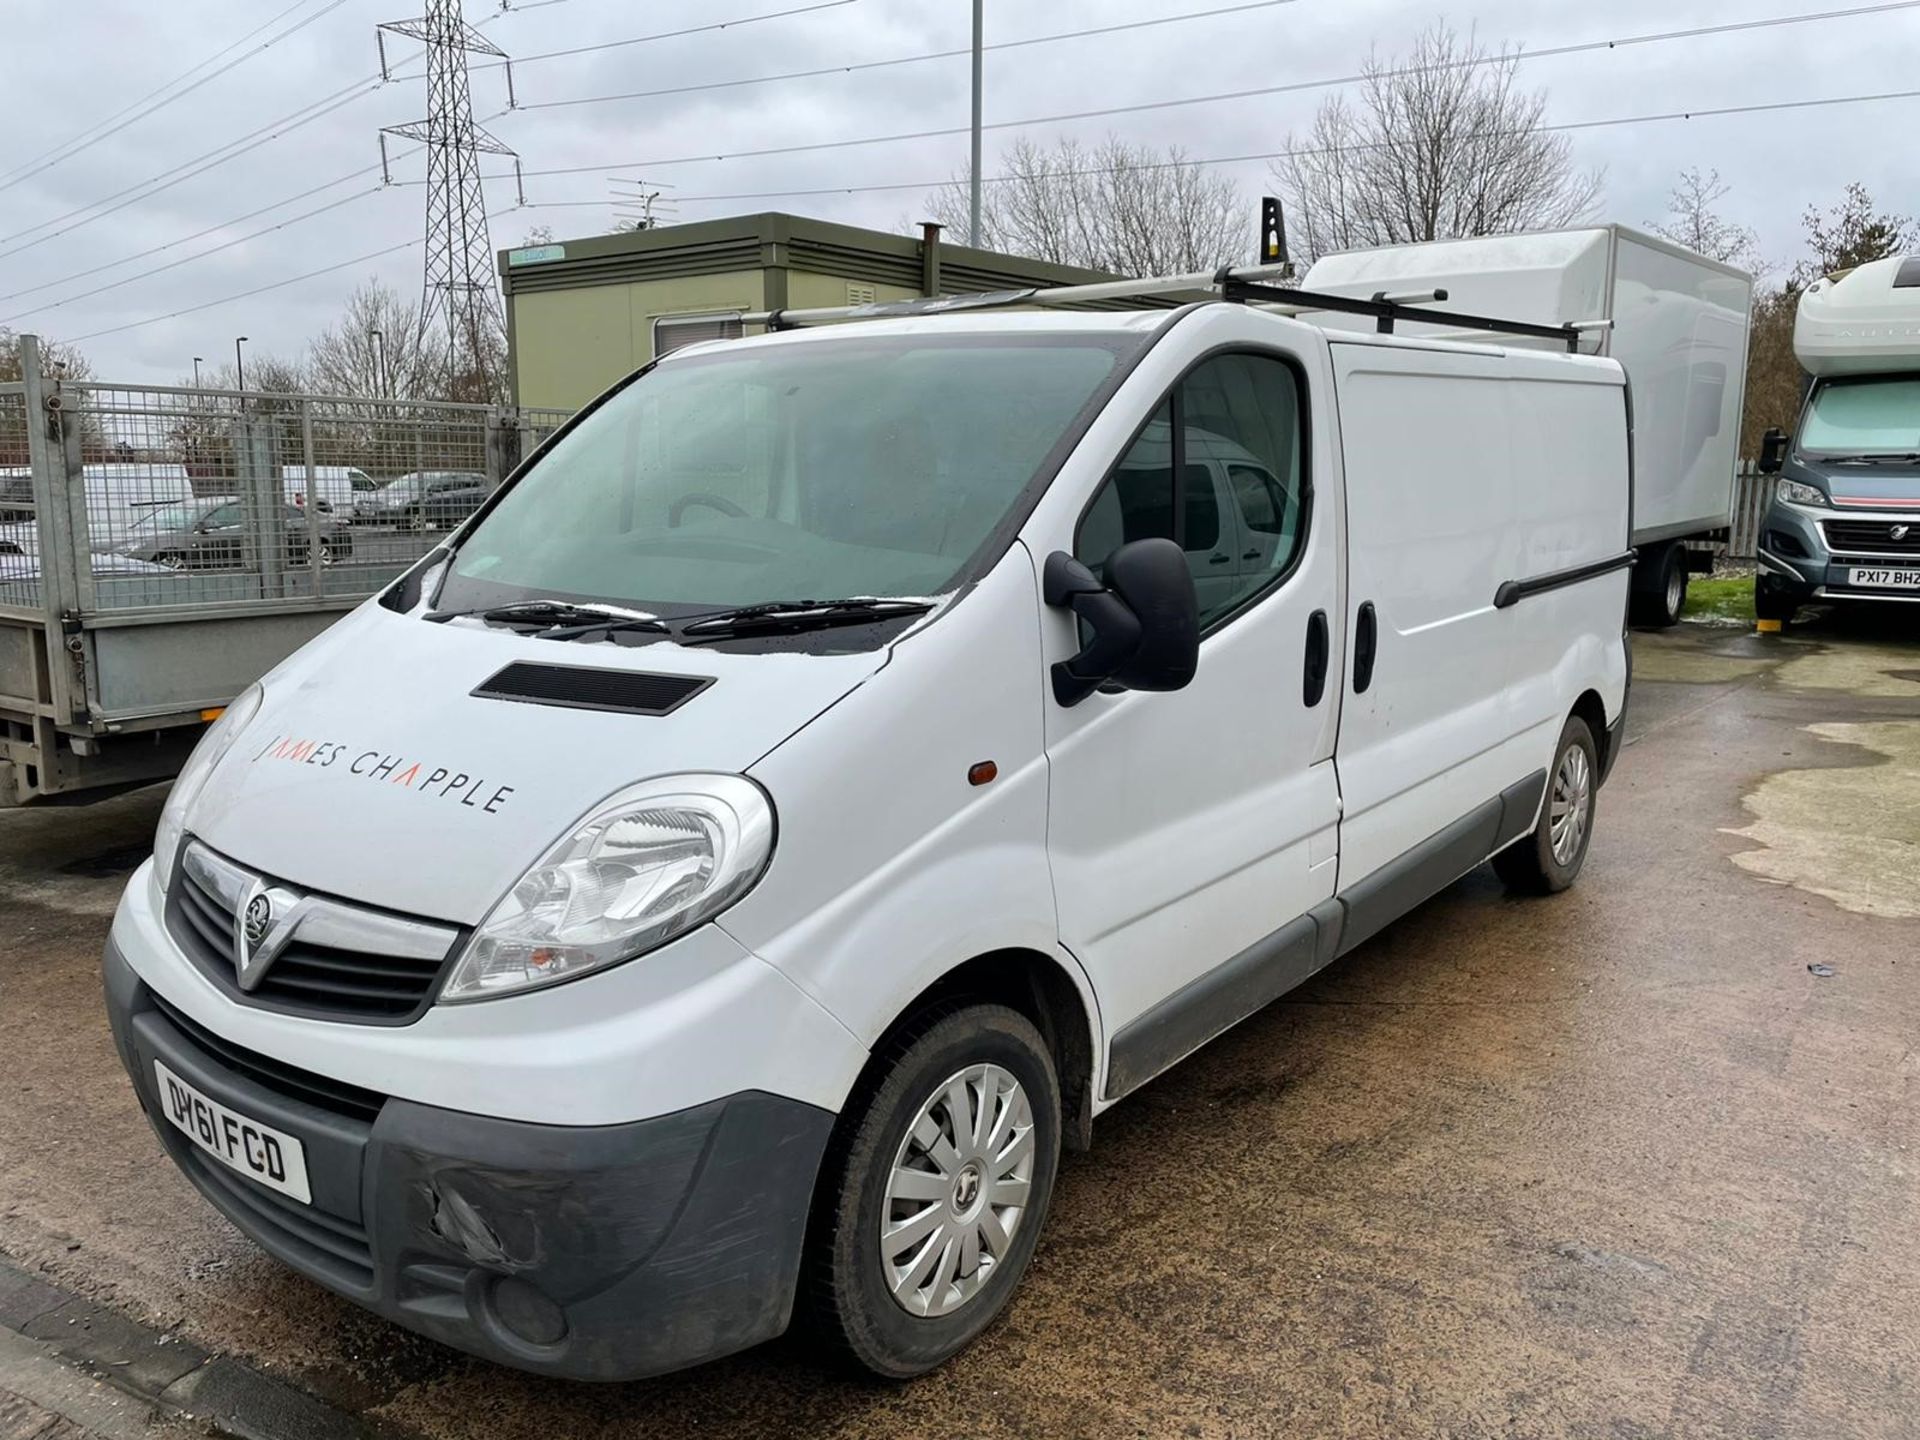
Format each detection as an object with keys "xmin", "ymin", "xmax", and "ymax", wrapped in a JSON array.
[{"xmin": 4, "ymin": 0, "xmax": 1917, "ymax": 380}]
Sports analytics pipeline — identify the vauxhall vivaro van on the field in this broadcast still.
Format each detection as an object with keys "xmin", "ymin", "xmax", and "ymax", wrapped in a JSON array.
[{"xmin": 105, "ymin": 270, "xmax": 1632, "ymax": 1382}]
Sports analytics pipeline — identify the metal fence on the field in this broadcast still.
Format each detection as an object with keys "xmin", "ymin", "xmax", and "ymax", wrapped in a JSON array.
[
  {"xmin": 1726, "ymin": 461, "xmax": 1776, "ymax": 561},
  {"xmin": 0, "ymin": 378, "xmax": 571, "ymax": 614}
]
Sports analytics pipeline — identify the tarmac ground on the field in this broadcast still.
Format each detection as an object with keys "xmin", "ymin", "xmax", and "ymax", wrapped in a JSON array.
[{"xmin": 2, "ymin": 608, "xmax": 1917, "ymax": 1439}]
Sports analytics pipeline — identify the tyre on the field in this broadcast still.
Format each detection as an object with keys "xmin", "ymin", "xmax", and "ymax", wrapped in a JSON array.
[
  {"xmin": 1754, "ymin": 575, "xmax": 1799, "ymax": 625},
  {"xmin": 153, "ymin": 551, "xmax": 188, "ymax": 570},
  {"xmin": 1630, "ymin": 544, "xmax": 1687, "ymax": 628},
  {"xmin": 317, "ymin": 539, "xmax": 335, "ymax": 567},
  {"xmin": 1493, "ymin": 715, "xmax": 1598, "ymax": 895},
  {"xmin": 802, "ymin": 1003, "xmax": 1061, "ymax": 1379}
]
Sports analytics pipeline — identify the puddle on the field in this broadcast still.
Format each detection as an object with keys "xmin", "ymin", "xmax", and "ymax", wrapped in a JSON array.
[
  {"xmin": 1631, "ymin": 642, "xmax": 1777, "ymax": 685},
  {"xmin": 1723, "ymin": 721, "xmax": 1920, "ymax": 920},
  {"xmin": 1774, "ymin": 645, "xmax": 1920, "ymax": 699}
]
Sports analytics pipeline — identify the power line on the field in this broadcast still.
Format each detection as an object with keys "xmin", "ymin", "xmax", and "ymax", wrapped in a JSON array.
[
  {"xmin": 518, "ymin": 0, "xmax": 1301, "ymax": 112},
  {"xmin": 525, "ymin": 86, "xmax": 1920, "ymax": 206},
  {"xmin": 0, "ymin": 163, "xmax": 398, "ymax": 307},
  {"xmin": 0, "ymin": 0, "xmax": 865, "ymax": 263},
  {"xmin": 505, "ymin": 0, "xmax": 1920, "ymax": 181},
  {"xmin": 0, "ymin": 187, "xmax": 389, "ymax": 326},
  {"xmin": 59, "ymin": 85, "xmax": 1920, "ymax": 348},
  {"xmin": 66, "ymin": 237, "xmax": 427, "ymax": 344},
  {"xmin": 0, "ymin": 73, "xmax": 395, "ymax": 258},
  {"xmin": 0, "ymin": 0, "xmax": 343, "ymax": 194},
  {"xmin": 486, "ymin": 0, "xmax": 861, "ymax": 69}
]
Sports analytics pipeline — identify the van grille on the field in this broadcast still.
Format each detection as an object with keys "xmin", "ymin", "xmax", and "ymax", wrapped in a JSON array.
[
  {"xmin": 1824, "ymin": 520, "xmax": 1920, "ymax": 557},
  {"xmin": 167, "ymin": 860, "xmax": 457, "ymax": 1024},
  {"xmin": 181, "ymin": 1145, "xmax": 375, "ymax": 1291},
  {"xmin": 150, "ymin": 993, "xmax": 386, "ymax": 1124}
]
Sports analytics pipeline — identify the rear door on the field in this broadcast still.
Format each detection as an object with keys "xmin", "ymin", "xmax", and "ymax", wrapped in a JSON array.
[{"xmin": 1037, "ymin": 322, "xmax": 1344, "ymax": 1093}]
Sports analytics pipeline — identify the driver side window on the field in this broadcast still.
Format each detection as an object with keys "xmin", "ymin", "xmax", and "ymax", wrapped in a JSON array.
[{"xmin": 1075, "ymin": 352, "xmax": 1306, "ymax": 630}]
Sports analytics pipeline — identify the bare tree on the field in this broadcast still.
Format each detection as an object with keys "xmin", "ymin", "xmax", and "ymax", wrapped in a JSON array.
[
  {"xmin": 927, "ymin": 135, "xmax": 1245, "ymax": 275},
  {"xmin": 0, "ymin": 327, "xmax": 94, "ymax": 383},
  {"xmin": 1648, "ymin": 168, "xmax": 1761, "ymax": 270},
  {"xmin": 1270, "ymin": 22, "xmax": 1602, "ymax": 262},
  {"xmin": 307, "ymin": 280, "xmax": 443, "ymax": 399}
]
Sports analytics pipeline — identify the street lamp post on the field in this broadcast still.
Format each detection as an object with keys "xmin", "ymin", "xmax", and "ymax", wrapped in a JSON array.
[
  {"xmin": 969, "ymin": 0, "xmax": 983, "ymax": 248},
  {"xmin": 234, "ymin": 336, "xmax": 249, "ymax": 393},
  {"xmin": 193, "ymin": 356, "xmax": 204, "ymax": 388},
  {"xmin": 369, "ymin": 328, "xmax": 388, "ymax": 398}
]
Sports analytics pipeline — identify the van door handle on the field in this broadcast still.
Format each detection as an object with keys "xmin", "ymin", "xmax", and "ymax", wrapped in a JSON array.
[
  {"xmin": 1353, "ymin": 601, "xmax": 1378, "ymax": 694},
  {"xmin": 1207, "ymin": 553, "xmax": 1230, "ymax": 565},
  {"xmin": 1242, "ymin": 549, "xmax": 1261, "ymax": 561},
  {"xmin": 1303, "ymin": 609, "xmax": 1329, "ymax": 706}
]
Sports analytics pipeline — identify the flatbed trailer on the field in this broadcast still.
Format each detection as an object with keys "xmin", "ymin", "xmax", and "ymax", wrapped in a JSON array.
[{"xmin": 0, "ymin": 337, "xmax": 569, "ymax": 805}]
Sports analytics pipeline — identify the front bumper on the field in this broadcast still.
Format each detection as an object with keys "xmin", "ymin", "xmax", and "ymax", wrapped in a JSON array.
[
  {"xmin": 1757, "ymin": 501, "xmax": 1920, "ymax": 604},
  {"xmin": 104, "ymin": 940, "xmax": 834, "ymax": 1381}
]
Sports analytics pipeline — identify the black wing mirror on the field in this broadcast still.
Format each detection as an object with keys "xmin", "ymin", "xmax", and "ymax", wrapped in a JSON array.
[
  {"xmin": 1758, "ymin": 427, "xmax": 1789, "ymax": 475},
  {"xmin": 1043, "ymin": 539, "xmax": 1199, "ymax": 706}
]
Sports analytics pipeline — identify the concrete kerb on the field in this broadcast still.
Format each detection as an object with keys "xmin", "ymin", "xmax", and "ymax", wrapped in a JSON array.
[{"xmin": 0, "ymin": 1254, "xmax": 376, "ymax": 1440}]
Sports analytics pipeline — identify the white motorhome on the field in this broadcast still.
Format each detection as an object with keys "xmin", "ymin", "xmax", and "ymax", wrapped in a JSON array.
[
  {"xmin": 103, "ymin": 270, "xmax": 1631, "ymax": 1382},
  {"xmin": 1753, "ymin": 254, "xmax": 1920, "ymax": 620},
  {"xmin": 1306, "ymin": 226, "xmax": 1754, "ymax": 627}
]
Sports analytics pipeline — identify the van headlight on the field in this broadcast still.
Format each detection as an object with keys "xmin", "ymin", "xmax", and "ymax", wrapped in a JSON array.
[
  {"xmin": 154, "ymin": 683, "xmax": 263, "ymax": 892},
  {"xmin": 440, "ymin": 774, "xmax": 775, "ymax": 1002},
  {"xmin": 1777, "ymin": 479, "xmax": 1828, "ymax": 508}
]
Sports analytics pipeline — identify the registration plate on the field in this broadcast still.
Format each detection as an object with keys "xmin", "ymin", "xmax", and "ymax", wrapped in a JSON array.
[
  {"xmin": 154, "ymin": 1059, "xmax": 311, "ymax": 1204},
  {"xmin": 1848, "ymin": 566, "xmax": 1920, "ymax": 590}
]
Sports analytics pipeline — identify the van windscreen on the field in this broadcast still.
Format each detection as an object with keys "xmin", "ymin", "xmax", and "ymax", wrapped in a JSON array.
[{"xmin": 440, "ymin": 334, "xmax": 1131, "ymax": 613}]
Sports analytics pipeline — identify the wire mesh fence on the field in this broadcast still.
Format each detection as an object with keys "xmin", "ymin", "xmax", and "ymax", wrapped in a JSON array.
[
  {"xmin": 4, "ymin": 381, "xmax": 575, "ymax": 614},
  {"xmin": 0, "ymin": 382, "xmax": 40, "ymax": 609}
]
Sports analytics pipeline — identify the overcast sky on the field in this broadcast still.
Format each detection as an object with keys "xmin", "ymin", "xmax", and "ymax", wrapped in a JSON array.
[{"xmin": 4, "ymin": 0, "xmax": 1916, "ymax": 383}]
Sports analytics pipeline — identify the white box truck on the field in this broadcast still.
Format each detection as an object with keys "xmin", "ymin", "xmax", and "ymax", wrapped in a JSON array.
[
  {"xmin": 1751, "ymin": 253, "xmax": 1920, "ymax": 622},
  {"xmin": 1305, "ymin": 226, "xmax": 1754, "ymax": 626}
]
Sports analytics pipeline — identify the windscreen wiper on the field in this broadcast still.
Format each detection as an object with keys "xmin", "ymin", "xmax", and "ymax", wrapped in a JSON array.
[
  {"xmin": 1818, "ymin": 452, "xmax": 1920, "ymax": 463},
  {"xmin": 676, "ymin": 597, "xmax": 935, "ymax": 641},
  {"xmin": 423, "ymin": 599, "xmax": 667, "ymax": 635}
]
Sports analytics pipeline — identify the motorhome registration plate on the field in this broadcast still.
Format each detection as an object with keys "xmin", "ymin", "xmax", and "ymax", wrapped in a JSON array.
[
  {"xmin": 1848, "ymin": 567, "xmax": 1920, "ymax": 590},
  {"xmin": 154, "ymin": 1060, "xmax": 311, "ymax": 1203}
]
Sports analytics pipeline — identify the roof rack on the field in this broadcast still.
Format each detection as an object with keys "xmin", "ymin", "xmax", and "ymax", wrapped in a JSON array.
[{"xmin": 739, "ymin": 262, "xmax": 1600, "ymax": 353}]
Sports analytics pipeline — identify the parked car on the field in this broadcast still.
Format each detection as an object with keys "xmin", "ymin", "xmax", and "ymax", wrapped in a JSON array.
[
  {"xmin": 0, "ymin": 547, "xmax": 188, "ymax": 603},
  {"xmin": 117, "ymin": 496, "xmax": 352, "ymax": 570},
  {"xmin": 105, "ymin": 276, "xmax": 1633, "ymax": 1384},
  {"xmin": 355, "ymin": 470, "xmax": 490, "ymax": 529}
]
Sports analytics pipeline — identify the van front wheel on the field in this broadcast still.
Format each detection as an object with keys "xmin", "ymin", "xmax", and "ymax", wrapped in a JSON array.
[
  {"xmin": 1494, "ymin": 715, "xmax": 1598, "ymax": 895},
  {"xmin": 802, "ymin": 1003, "xmax": 1061, "ymax": 1379}
]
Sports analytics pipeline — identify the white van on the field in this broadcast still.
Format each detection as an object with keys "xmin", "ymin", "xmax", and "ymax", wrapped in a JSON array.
[
  {"xmin": 103, "ymin": 271, "xmax": 1631, "ymax": 1382},
  {"xmin": 0, "ymin": 462, "xmax": 194, "ymax": 544}
]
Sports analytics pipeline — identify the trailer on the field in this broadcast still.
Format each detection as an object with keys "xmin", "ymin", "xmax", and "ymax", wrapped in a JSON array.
[
  {"xmin": 0, "ymin": 337, "xmax": 571, "ymax": 805},
  {"xmin": 1304, "ymin": 226, "xmax": 1754, "ymax": 626}
]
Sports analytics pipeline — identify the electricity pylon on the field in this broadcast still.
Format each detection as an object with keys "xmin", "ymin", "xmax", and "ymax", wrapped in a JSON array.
[{"xmin": 377, "ymin": 1, "xmax": 521, "ymax": 399}]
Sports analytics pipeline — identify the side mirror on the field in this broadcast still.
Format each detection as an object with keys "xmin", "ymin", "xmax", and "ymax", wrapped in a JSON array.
[
  {"xmin": 1758, "ymin": 427, "xmax": 1788, "ymax": 475},
  {"xmin": 1043, "ymin": 539, "xmax": 1199, "ymax": 707}
]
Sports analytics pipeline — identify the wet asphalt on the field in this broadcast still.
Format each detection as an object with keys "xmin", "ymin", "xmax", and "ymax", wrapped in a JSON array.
[{"xmin": 1, "ymin": 611, "xmax": 1918, "ymax": 1439}]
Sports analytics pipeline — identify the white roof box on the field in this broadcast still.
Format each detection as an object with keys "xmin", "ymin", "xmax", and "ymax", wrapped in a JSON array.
[{"xmin": 1794, "ymin": 255, "xmax": 1920, "ymax": 375}]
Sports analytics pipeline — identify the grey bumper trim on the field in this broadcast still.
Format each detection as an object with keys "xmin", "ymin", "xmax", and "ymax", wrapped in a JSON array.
[{"xmin": 103, "ymin": 940, "xmax": 835, "ymax": 1382}]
